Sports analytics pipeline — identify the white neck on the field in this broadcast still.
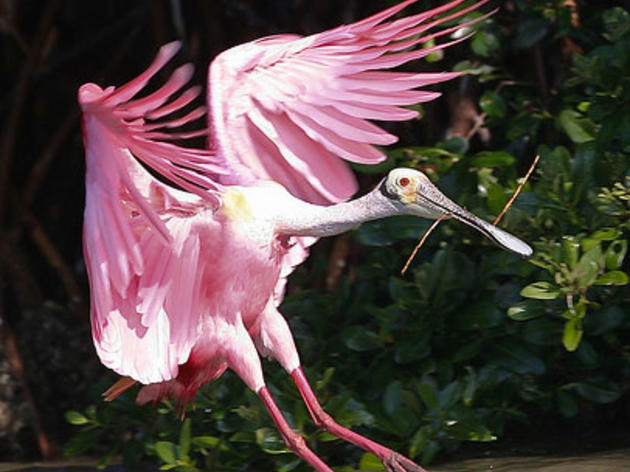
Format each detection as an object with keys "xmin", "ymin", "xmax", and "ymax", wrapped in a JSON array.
[{"xmin": 276, "ymin": 187, "xmax": 400, "ymax": 237}]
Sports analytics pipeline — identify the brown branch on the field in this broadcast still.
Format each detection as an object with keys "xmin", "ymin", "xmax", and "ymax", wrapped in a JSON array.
[
  {"xmin": 465, "ymin": 80, "xmax": 518, "ymax": 141},
  {"xmin": 0, "ymin": 232, "xmax": 43, "ymax": 305},
  {"xmin": 22, "ymin": 111, "xmax": 79, "ymax": 207},
  {"xmin": 401, "ymin": 212, "xmax": 452, "ymax": 276},
  {"xmin": 22, "ymin": 211, "xmax": 86, "ymax": 319},
  {"xmin": 493, "ymin": 154, "xmax": 540, "ymax": 225},
  {"xmin": 325, "ymin": 234, "xmax": 350, "ymax": 292},
  {"xmin": 1, "ymin": 323, "xmax": 55, "ymax": 459},
  {"xmin": 0, "ymin": 0, "xmax": 60, "ymax": 221}
]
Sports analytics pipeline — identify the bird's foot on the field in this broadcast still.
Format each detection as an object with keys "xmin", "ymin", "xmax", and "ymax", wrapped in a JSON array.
[{"xmin": 383, "ymin": 452, "xmax": 428, "ymax": 472}]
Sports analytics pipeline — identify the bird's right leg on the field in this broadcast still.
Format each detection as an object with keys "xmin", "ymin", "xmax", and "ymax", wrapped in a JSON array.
[
  {"xmin": 223, "ymin": 315, "xmax": 335, "ymax": 472},
  {"xmin": 253, "ymin": 302, "xmax": 428, "ymax": 472}
]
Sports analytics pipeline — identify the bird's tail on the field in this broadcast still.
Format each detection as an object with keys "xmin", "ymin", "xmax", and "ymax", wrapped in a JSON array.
[{"xmin": 103, "ymin": 376, "xmax": 138, "ymax": 401}]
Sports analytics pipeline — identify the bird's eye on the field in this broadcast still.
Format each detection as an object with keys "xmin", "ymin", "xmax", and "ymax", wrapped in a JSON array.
[{"xmin": 398, "ymin": 177, "xmax": 410, "ymax": 187}]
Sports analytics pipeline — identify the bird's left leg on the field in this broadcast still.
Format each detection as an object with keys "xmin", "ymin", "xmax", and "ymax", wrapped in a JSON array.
[
  {"xmin": 224, "ymin": 314, "xmax": 335, "ymax": 472},
  {"xmin": 253, "ymin": 302, "xmax": 428, "ymax": 472}
]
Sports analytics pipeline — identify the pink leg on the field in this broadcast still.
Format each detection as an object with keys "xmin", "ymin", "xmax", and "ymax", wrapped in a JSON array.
[
  {"xmin": 291, "ymin": 367, "xmax": 428, "ymax": 472},
  {"xmin": 258, "ymin": 386, "xmax": 334, "ymax": 472},
  {"xmin": 223, "ymin": 314, "xmax": 335, "ymax": 472}
]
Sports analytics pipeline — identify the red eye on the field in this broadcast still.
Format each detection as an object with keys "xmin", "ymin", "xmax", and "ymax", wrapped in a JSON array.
[{"xmin": 399, "ymin": 177, "xmax": 410, "ymax": 187}]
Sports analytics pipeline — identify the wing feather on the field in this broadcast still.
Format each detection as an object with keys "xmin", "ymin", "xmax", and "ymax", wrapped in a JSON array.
[
  {"xmin": 209, "ymin": 0, "xmax": 489, "ymax": 203},
  {"xmin": 80, "ymin": 42, "xmax": 224, "ymax": 384}
]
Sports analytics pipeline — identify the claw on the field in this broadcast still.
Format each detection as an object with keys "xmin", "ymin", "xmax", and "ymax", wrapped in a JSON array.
[{"xmin": 384, "ymin": 452, "xmax": 429, "ymax": 472}]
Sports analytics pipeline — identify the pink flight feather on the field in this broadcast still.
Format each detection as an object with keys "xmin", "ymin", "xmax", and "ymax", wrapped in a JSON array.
[{"xmin": 208, "ymin": 0, "xmax": 489, "ymax": 204}]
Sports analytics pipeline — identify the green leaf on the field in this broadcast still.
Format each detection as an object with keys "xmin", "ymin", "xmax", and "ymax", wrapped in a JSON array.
[
  {"xmin": 557, "ymin": 109, "xmax": 596, "ymax": 143},
  {"xmin": 256, "ymin": 427, "xmax": 287, "ymax": 454},
  {"xmin": 522, "ymin": 318, "xmax": 563, "ymax": 346},
  {"xmin": 605, "ymin": 240, "xmax": 627, "ymax": 269},
  {"xmin": 229, "ymin": 431, "xmax": 255, "ymax": 443},
  {"xmin": 336, "ymin": 398, "xmax": 374, "ymax": 427},
  {"xmin": 514, "ymin": 16, "xmax": 549, "ymax": 49},
  {"xmin": 418, "ymin": 383, "xmax": 440, "ymax": 410},
  {"xmin": 487, "ymin": 183, "xmax": 508, "ymax": 214},
  {"xmin": 452, "ymin": 340, "xmax": 482, "ymax": 363},
  {"xmin": 192, "ymin": 436, "xmax": 226, "ymax": 450},
  {"xmin": 594, "ymin": 270, "xmax": 629, "ymax": 285},
  {"xmin": 563, "ymin": 318, "xmax": 583, "ymax": 351},
  {"xmin": 422, "ymin": 38, "xmax": 444, "ymax": 62},
  {"xmin": 586, "ymin": 228, "xmax": 622, "ymax": 242},
  {"xmin": 479, "ymin": 92, "xmax": 507, "ymax": 118},
  {"xmin": 409, "ymin": 426, "xmax": 431, "ymax": 460},
  {"xmin": 438, "ymin": 136, "xmax": 468, "ymax": 154},
  {"xmin": 471, "ymin": 151, "xmax": 515, "ymax": 168},
  {"xmin": 584, "ymin": 306, "xmax": 625, "ymax": 335},
  {"xmin": 179, "ymin": 418, "xmax": 192, "ymax": 459},
  {"xmin": 570, "ymin": 381, "xmax": 621, "ymax": 404},
  {"xmin": 383, "ymin": 381, "xmax": 402, "ymax": 416},
  {"xmin": 65, "ymin": 410, "xmax": 89, "ymax": 426},
  {"xmin": 344, "ymin": 327, "xmax": 383, "ymax": 352},
  {"xmin": 562, "ymin": 236, "xmax": 580, "ymax": 268},
  {"xmin": 359, "ymin": 453, "xmax": 386, "ymax": 471},
  {"xmin": 574, "ymin": 246, "xmax": 603, "ymax": 288},
  {"xmin": 494, "ymin": 340, "xmax": 546, "ymax": 375},
  {"xmin": 445, "ymin": 418, "xmax": 496, "ymax": 441},
  {"xmin": 438, "ymin": 381, "xmax": 460, "ymax": 408},
  {"xmin": 63, "ymin": 429, "xmax": 102, "ymax": 456},
  {"xmin": 395, "ymin": 338, "xmax": 431, "ymax": 364},
  {"xmin": 471, "ymin": 30, "xmax": 499, "ymax": 57},
  {"xmin": 154, "ymin": 441, "xmax": 178, "ymax": 465},
  {"xmin": 451, "ymin": 300, "xmax": 504, "ymax": 330},
  {"xmin": 507, "ymin": 300, "xmax": 545, "ymax": 321},
  {"xmin": 520, "ymin": 281, "xmax": 561, "ymax": 299}
]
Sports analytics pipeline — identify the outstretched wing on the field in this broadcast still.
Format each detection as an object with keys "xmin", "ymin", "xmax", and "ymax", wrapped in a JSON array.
[
  {"xmin": 80, "ymin": 42, "xmax": 225, "ymax": 383},
  {"xmin": 208, "ymin": 0, "xmax": 489, "ymax": 205}
]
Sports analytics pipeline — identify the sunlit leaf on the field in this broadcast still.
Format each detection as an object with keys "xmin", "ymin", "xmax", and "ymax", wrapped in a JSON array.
[
  {"xmin": 479, "ymin": 92, "xmax": 507, "ymax": 118},
  {"xmin": 562, "ymin": 318, "xmax": 583, "ymax": 351},
  {"xmin": 256, "ymin": 428, "xmax": 288, "ymax": 455},
  {"xmin": 154, "ymin": 441, "xmax": 178, "ymax": 465},
  {"xmin": 557, "ymin": 109, "xmax": 596, "ymax": 143},
  {"xmin": 520, "ymin": 281, "xmax": 561, "ymax": 299},
  {"xmin": 594, "ymin": 270, "xmax": 629, "ymax": 285},
  {"xmin": 604, "ymin": 240, "xmax": 627, "ymax": 269},
  {"xmin": 359, "ymin": 453, "xmax": 386, "ymax": 471},
  {"xmin": 65, "ymin": 410, "xmax": 89, "ymax": 426},
  {"xmin": 507, "ymin": 300, "xmax": 545, "ymax": 321}
]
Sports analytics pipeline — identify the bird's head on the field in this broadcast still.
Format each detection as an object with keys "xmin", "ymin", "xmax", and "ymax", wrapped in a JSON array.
[{"xmin": 378, "ymin": 168, "xmax": 532, "ymax": 257}]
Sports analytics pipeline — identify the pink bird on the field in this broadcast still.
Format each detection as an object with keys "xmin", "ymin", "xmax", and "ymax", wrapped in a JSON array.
[{"xmin": 79, "ymin": 1, "xmax": 531, "ymax": 471}]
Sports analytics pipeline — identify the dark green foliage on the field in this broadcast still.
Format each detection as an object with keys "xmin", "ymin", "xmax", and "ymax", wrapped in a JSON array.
[{"xmin": 58, "ymin": 0, "xmax": 630, "ymax": 470}]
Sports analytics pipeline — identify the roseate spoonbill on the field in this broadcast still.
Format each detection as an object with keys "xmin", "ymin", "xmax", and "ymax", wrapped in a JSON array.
[{"xmin": 79, "ymin": 1, "xmax": 532, "ymax": 471}]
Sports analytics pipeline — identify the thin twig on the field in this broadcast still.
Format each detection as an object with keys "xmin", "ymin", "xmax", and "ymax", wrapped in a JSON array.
[
  {"xmin": 1, "ymin": 324, "xmax": 55, "ymax": 458},
  {"xmin": 0, "ymin": 0, "xmax": 59, "ymax": 221},
  {"xmin": 22, "ymin": 111, "xmax": 78, "ymax": 207},
  {"xmin": 22, "ymin": 211, "xmax": 86, "ymax": 319},
  {"xmin": 401, "ymin": 212, "xmax": 452, "ymax": 276},
  {"xmin": 493, "ymin": 154, "xmax": 540, "ymax": 225},
  {"xmin": 465, "ymin": 80, "xmax": 518, "ymax": 141}
]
